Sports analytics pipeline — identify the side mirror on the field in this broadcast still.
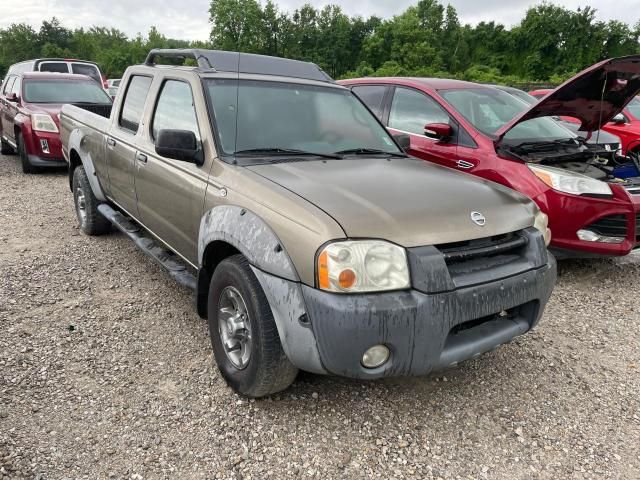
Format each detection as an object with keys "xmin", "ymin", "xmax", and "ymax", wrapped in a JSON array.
[
  {"xmin": 155, "ymin": 129, "xmax": 203, "ymax": 165},
  {"xmin": 612, "ymin": 113, "xmax": 626, "ymax": 124},
  {"xmin": 392, "ymin": 133, "xmax": 411, "ymax": 152},
  {"xmin": 5, "ymin": 92, "xmax": 18, "ymax": 103},
  {"xmin": 425, "ymin": 122, "xmax": 453, "ymax": 140}
]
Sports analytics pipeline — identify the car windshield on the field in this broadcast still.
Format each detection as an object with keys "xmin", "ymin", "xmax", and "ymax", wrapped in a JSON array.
[
  {"xmin": 440, "ymin": 87, "xmax": 575, "ymax": 142},
  {"xmin": 205, "ymin": 79, "xmax": 401, "ymax": 158},
  {"xmin": 626, "ymin": 97, "xmax": 640, "ymax": 119},
  {"xmin": 23, "ymin": 79, "xmax": 112, "ymax": 104}
]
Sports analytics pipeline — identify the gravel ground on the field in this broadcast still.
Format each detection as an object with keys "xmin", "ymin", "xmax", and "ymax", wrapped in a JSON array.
[{"xmin": 0, "ymin": 153, "xmax": 639, "ymax": 480}]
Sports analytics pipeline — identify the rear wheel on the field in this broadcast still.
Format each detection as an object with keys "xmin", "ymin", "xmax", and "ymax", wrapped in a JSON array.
[
  {"xmin": 0, "ymin": 137, "xmax": 14, "ymax": 155},
  {"xmin": 72, "ymin": 165, "xmax": 111, "ymax": 235},
  {"xmin": 208, "ymin": 254, "xmax": 298, "ymax": 397},
  {"xmin": 17, "ymin": 132, "xmax": 37, "ymax": 174}
]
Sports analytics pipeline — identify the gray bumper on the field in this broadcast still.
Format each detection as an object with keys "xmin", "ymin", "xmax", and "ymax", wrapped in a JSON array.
[{"xmin": 254, "ymin": 254, "xmax": 556, "ymax": 379}]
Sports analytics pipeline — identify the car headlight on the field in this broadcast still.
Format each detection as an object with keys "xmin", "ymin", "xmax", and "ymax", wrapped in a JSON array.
[
  {"xmin": 31, "ymin": 113, "xmax": 59, "ymax": 133},
  {"xmin": 317, "ymin": 240, "xmax": 410, "ymax": 293},
  {"xmin": 528, "ymin": 164, "xmax": 611, "ymax": 197},
  {"xmin": 533, "ymin": 210, "xmax": 551, "ymax": 246}
]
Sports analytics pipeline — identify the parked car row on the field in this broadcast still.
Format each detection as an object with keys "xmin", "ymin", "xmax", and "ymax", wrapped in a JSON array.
[{"xmin": 1, "ymin": 49, "xmax": 638, "ymax": 398}]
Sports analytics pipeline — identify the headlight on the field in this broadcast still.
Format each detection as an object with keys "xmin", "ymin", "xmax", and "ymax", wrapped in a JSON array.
[
  {"xmin": 533, "ymin": 210, "xmax": 551, "ymax": 246},
  {"xmin": 31, "ymin": 113, "xmax": 59, "ymax": 133},
  {"xmin": 317, "ymin": 240, "xmax": 410, "ymax": 293},
  {"xmin": 528, "ymin": 164, "xmax": 611, "ymax": 197}
]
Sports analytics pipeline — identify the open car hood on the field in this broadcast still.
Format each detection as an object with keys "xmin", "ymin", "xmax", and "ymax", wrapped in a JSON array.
[{"xmin": 495, "ymin": 55, "xmax": 640, "ymax": 143}]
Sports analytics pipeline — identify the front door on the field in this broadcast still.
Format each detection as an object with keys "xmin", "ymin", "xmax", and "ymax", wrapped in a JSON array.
[
  {"xmin": 134, "ymin": 79, "xmax": 209, "ymax": 264},
  {"xmin": 386, "ymin": 86, "xmax": 459, "ymax": 168}
]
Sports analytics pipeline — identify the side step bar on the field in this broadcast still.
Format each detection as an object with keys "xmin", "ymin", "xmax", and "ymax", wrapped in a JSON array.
[{"xmin": 97, "ymin": 204, "xmax": 196, "ymax": 290}]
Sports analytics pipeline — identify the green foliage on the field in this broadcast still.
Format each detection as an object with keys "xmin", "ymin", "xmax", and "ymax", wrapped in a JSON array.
[{"xmin": 0, "ymin": 1, "xmax": 638, "ymax": 84}]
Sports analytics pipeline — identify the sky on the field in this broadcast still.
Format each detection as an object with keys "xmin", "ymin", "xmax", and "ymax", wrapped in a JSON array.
[{"xmin": 1, "ymin": 0, "xmax": 638, "ymax": 41}]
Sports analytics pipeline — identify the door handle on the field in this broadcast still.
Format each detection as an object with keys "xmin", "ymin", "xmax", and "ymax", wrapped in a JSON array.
[
  {"xmin": 106, "ymin": 137, "xmax": 116, "ymax": 147},
  {"xmin": 456, "ymin": 160, "xmax": 475, "ymax": 169},
  {"xmin": 136, "ymin": 153, "xmax": 147, "ymax": 164}
]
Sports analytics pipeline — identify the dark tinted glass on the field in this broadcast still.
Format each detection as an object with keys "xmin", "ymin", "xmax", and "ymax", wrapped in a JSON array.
[
  {"xmin": 152, "ymin": 80, "xmax": 199, "ymax": 140},
  {"xmin": 39, "ymin": 62, "xmax": 69, "ymax": 73},
  {"xmin": 71, "ymin": 63, "xmax": 101, "ymax": 83},
  {"xmin": 119, "ymin": 76, "xmax": 152, "ymax": 133},
  {"xmin": 352, "ymin": 85, "xmax": 387, "ymax": 118}
]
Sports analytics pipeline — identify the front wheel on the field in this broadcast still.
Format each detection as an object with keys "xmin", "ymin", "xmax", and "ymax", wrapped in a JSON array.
[
  {"xmin": 208, "ymin": 254, "xmax": 298, "ymax": 397},
  {"xmin": 72, "ymin": 165, "xmax": 111, "ymax": 235},
  {"xmin": 17, "ymin": 132, "xmax": 37, "ymax": 174}
]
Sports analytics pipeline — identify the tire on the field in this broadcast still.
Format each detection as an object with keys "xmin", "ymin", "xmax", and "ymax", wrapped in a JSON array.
[
  {"xmin": 208, "ymin": 254, "xmax": 298, "ymax": 397},
  {"xmin": 17, "ymin": 132, "xmax": 37, "ymax": 174},
  {"xmin": 72, "ymin": 165, "xmax": 111, "ymax": 236},
  {"xmin": 0, "ymin": 136, "xmax": 14, "ymax": 155}
]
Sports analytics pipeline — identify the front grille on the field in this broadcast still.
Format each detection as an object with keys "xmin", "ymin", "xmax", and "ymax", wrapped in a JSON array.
[
  {"xmin": 438, "ymin": 232, "xmax": 527, "ymax": 265},
  {"xmin": 71, "ymin": 103, "xmax": 112, "ymax": 118},
  {"xmin": 586, "ymin": 214, "xmax": 628, "ymax": 239}
]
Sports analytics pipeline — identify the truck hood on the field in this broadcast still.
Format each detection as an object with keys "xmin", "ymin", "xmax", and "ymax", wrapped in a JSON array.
[
  {"xmin": 247, "ymin": 158, "xmax": 536, "ymax": 247},
  {"xmin": 495, "ymin": 55, "xmax": 640, "ymax": 143}
]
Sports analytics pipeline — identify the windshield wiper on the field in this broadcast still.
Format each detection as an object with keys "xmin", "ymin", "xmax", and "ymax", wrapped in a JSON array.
[
  {"xmin": 234, "ymin": 147, "xmax": 342, "ymax": 159},
  {"xmin": 334, "ymin": 148, "xmax": 407, "ymax": 158}
]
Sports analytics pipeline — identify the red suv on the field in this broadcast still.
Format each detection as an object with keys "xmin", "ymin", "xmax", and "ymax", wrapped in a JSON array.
[
  {"xmin": 530, "ymin": 89, "xmax": 640, "ymax": 156},
  {"xmin": 0, "ymin": 72, "xmax": 112, "ymax": 173},
  {"xmin": 341, "ymin": 55, "xmax": 640, "ymax": 257}
]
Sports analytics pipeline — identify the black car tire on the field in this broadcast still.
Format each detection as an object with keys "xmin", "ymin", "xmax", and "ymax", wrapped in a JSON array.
[
  {"xmin": 72, "ymin": 165, "xmax": 111, "ymax": 235},
  {"xmin": 208, "ymin": 254, "xmax": 298, "ymax": 397},
  {"xmin": 0, "ymin": 137, "xmax": 14, "ymax": 155},
  {"xmin": 17, "ymin": 132, "xmax": 37, "ymax": 174}
]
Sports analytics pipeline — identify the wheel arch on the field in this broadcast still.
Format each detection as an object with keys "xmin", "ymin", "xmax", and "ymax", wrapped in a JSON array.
[{"xmin": 66, "ymin": 128, "xmax": 106, "ymax": 201}]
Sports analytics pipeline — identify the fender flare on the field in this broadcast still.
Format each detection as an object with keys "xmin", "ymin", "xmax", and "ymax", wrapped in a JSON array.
[
  {"xmin": 198, "ymin": 205, "xmax": 299, "ymax": 281},
  {"xmin": 67, "ymin": 128, "xmax": 107, "ymax": 202}
]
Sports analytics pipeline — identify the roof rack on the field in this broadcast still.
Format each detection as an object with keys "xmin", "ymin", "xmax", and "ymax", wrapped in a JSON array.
[{"xmin": 144, "ymin": 48, "xmax": 334, "ymax": 83}]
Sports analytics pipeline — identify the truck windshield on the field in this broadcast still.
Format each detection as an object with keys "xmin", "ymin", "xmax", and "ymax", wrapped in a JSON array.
[
  {"xmin": 23, "ymin": 79, "xmax": 112, "ymax": 104},
  {"xmin": 440, "ymin": 88, "xmax": 575, "ymax": 142},
  {"xmin": 205, "ymin": 79, "xmax": 401, "ymax": 158}
]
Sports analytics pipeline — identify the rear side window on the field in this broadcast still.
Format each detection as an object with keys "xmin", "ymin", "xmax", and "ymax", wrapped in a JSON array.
[
  {"xmin": 389, "ymin": 87, "xmax": 450, "ymax": 135},
  {"xmin": 119, "ymin": 75, "xmax": 152, "ymax": 133},
  {"xmin": 351, "ymin": 85, "xmax": 387, "ymax": 118},
  {"xmin": 39, "ymin": 62, "xmax": 69, "ymax": 73},
  {"xmin": 71, "ymin": 63, "xmax": 101, "ymax": 84},
  {"xmin": 151, "ymin": 80, "xmax": 200, "ymax": 140}
]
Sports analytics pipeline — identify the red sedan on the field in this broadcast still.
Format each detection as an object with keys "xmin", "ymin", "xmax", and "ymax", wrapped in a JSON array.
[
  {"xmin": 530, "ymin": 89, "xmax": 640, "ymax": 156},
  {"xmin": 341, "ymin": 55, "xmax": 640, "ymax": 257},
  {"xmin": 0, "ymin": 72, "xmax": 112, "ymax": 173}
]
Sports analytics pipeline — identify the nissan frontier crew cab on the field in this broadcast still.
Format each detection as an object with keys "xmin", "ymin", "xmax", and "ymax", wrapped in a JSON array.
[{"xmin": 60, "ymin": 49, "xmax": 556, "ymax": 398}]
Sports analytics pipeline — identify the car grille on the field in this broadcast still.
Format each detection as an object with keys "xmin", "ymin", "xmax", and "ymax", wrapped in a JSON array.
[
  {"xmin": 586, "ymin": 214, "xmax": 628, "ymax": 239},
  {"xmin": 71, "ymin": 103, "xmax": 112, "ymax": 119}
]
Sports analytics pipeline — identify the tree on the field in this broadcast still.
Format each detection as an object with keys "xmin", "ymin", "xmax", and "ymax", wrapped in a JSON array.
[{"xmin": 209, "ymin": 0, "xmax": 263, "ymax": 51}]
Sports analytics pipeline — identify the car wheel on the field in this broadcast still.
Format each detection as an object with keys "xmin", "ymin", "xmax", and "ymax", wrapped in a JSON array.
[
  {"xmin": 72, "ymin": 165, "xmax": 111, "ymax": 235},
  {"xmin": 208, "ymin": 254, "xmax": 298, "ymax": 397},
  {"xmin": 17, "ymin": 132, "xmax": 37, "ymax": 174},
  {"xmin": 0, "ymin": 136, "xmax": 15, "ymax": 155}
]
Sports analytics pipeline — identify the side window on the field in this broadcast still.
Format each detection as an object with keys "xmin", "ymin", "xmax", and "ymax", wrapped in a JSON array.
[
  {"xmin": 71, "ymin": 63, "xmax": 101, "ymax": 84},
  {"xmin": 2, "ymin": 77, "xmax": 15, "ymax": 95},
  {"xmin": 39, "ymin": 62, "xmax": 69, "ymax": 73},
  {"xmin": 151, "ymin": 80, "xmax": 200, "ymax": 141},
  {"xmin": 389, "ymin": 87, "xmax": 450, "ymax": 136},
  {"xmin": 352, "ymin": 85, "xmax": 387, "ymax": 118},
  {"xmin": 119, "ymin": 75, "xmax": 152, "ymax": 133},
  {"xmin": 10, "ymin": 77, "xmax": 20, "ymax": 95}
]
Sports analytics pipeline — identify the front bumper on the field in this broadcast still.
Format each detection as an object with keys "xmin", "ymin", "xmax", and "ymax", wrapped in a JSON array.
[
  {"xmin": 25, "ymin": 130, "xmax": 65, "ymax": 167},
  {"xmin": 302, "ymin": 257, "xmax": 556, "ymax": 378}
]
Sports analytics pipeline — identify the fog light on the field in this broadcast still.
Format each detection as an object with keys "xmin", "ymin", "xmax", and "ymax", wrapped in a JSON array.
[
  {"xmin": 361, "ymin": 344, "xmax": 390, "ymax": 369},
  {"xmin": 40, "ymin": 139, "xmax": 50, "ymax": 154},
  {"xmin": 577, "ymin": 229, "xmax": 625, "ymax": 244}
]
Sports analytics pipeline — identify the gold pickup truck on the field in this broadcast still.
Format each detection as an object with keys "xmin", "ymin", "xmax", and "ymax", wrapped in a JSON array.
[{"xmin": 59, "ymin": 49, "xmax": 556, "ymax": 397}]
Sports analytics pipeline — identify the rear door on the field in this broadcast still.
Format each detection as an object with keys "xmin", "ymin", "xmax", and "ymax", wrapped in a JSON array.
[
  {"xmin": 385, "ymin": 86, "xmax": 459, "ymax": 167},
  {"xmin": 106, "ymin": 74, "xmax": 153, "ymax": 217},
  {"xmin": 134, "ymin": 78, "xmax": 209, "ymax": 263},
  {"xmin": 0, "ymin": 76, "xmax": 17, "ymax": 143}
]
